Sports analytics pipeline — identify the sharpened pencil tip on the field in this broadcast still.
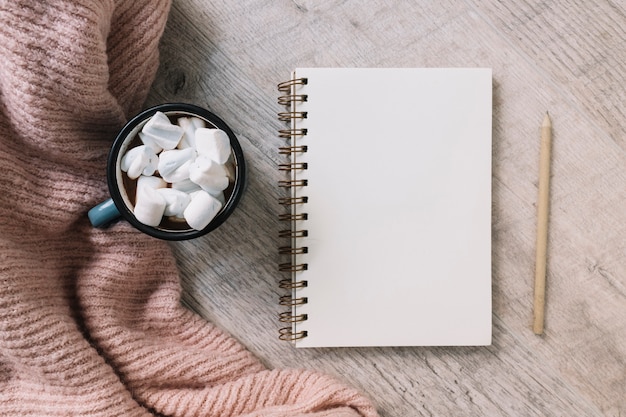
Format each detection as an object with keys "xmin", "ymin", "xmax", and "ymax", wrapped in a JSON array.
[{"xmin": 542, "ymin": 112, "xmax": 551, "ymax": 127}]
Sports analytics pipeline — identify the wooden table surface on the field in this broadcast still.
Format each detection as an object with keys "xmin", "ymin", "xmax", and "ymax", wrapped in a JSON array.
[{"xmin": 144, "ymin": 1, "xmax": 626, "ymax": 416}]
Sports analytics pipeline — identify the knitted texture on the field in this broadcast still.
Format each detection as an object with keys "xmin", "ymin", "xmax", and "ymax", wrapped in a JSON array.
[{"xmin": 0, "ymin": 1, "xmax": 378, "ymax": 416}]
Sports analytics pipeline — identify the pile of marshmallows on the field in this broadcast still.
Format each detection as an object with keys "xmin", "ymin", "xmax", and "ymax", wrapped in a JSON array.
[{"xmin": 120, "ymin": 111, "xmax": 235, "ymax": 230}]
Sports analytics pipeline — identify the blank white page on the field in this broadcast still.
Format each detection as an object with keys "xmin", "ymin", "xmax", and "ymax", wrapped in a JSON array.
[{"xmin": 288, "ymin": 68, "xmax": 492, "ymax": 348}]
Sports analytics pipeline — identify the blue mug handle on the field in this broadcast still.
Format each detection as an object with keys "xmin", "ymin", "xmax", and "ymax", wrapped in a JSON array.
[{"xmin": 88, "ymin": 198, "xmax": 121, "ymax": 228}]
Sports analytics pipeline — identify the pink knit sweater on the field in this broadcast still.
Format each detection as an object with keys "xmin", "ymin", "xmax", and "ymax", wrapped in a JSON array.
[{"xmin": 0, "ymin": 1, "xmax": 377, "ymax": 416}]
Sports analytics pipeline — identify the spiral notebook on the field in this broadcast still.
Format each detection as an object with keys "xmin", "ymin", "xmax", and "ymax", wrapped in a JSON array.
[{"xmin": 277, "ymin": 68, "xmax": 492, "ymax": 348}]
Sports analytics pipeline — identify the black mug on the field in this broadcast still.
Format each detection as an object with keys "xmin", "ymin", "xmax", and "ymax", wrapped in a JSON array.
[{"xmin": 88, "ymin": 103, "xmax": 246, "ymax": 240}]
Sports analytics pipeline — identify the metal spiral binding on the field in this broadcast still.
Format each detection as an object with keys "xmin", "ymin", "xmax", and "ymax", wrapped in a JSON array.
[
  {"xmin": 279, "ymin": 327, "xmax": 308, "ymax": 341},
  {"xmin": 277, "ymin": 94, "xmax": 308, "ymax": 106},
  {"xmin": 278, "ymin": 179, "xmax": 308, "ymax": 188},
  {"xmin": 279, "ymin": 295, "xmax": 308, "ymax": 306},
  {"xmin": 279, "ymin": 145, "xmax": 307, "ymax": 155},
  {"xmin": 278, "ymin": 111, "xmax": 308, "ymax": 122},
  {"xmin": 278, "ymin": 196, "xmax": 308, "ymax": 206},
  {"xmin": 279, "ymin": 162, "xmax": 307, "ymax": 171},
  {"xmin": 278, "ymin": 76, "xmax": 310, "ymax": 342},
  {"xmin": 278, "ymin": 278, "xmax": 308, "ymax": 289},
  {"xmin": 278, "ymin": 77, "xmax": 308, "ymax": 92},
  {"xmin": 278, "ymin": 262, "xmax": 308, "ymax": 272},
  {"xmin": 278, "ymin": 128, "xmax": 307, "ymax": 139},
  {"xmin": 278, "ymin": 229, "xmax": 308, "ymax": 238},
  {"xmin": 279, "ymin": 311, "xmax": 308, "ymax": 323},
  {"xmin": 278, "ymin": 212, "xmax": 308, "ymax": 221},
  {"xmin": 279, "ymin": 246, "xmax": 308, "ymax": 255}
]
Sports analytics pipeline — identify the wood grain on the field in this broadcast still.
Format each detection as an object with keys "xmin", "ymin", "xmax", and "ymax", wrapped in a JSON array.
[{"xmin": 145, "ymin": 1, "xmax": 626, "ymax": 415}]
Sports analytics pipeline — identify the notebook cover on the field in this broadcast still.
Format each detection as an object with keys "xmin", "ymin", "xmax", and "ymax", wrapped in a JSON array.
[{"xmin": 289, "ymin": 68, "xmax": 492, "ymax": 347}]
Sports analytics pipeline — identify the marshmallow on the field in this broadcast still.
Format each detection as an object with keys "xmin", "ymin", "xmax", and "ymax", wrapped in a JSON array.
[
  {"xmin": 120, "ymin": 145, "xmax": 158, "ymax": 179},
  {"xmin": 211, "ymin": 191, "xmax": 226, "ymax": 206},
  {"xmin": 183, "ymin": 190, "xmax": 223, "ymax": 230},
  {"xmin": 133, "ymin": 186, "xmax": 166, "ymax": 227},
  {"xmin": 176, "ymin": 117, "xmax": 196, "ymax": 149},
  {"xmin": 189, "ymin": 155, "xmax": 229, "ymax": 193},
  {"xmin": 157, "ymin": 148, "xmax": 195, "ymax": 183},
  {"xmin": 190, "ymin": 117, "xmax": 206, "ymax": 129},
  {"xmin": 156, "ymin": 188, "xmax": 191, "ymax": 217},
  {"xmin": 163, "ymin": 160, "xmax": 193, "ymax": 183},
  {"xmin": 178, "ymin": 117, "xmax": 210, "ymax": 149},
  {"xmin": 137, "ymin": 175, "xmax": 167, "ymax": 191},
  {"xmin": 142, "ymin": 111, "xmax": 184, "ymax": 150},
  {"xmin": 171, "ymin": 178, "xmax": 202, "ymax": 194},
  {"xmin": 195, "ymin": 128, "xmax": 231, "ymax": 164},
  {"xmin": 139, "ymin": 132, "xmax": 163, "ymax": 154}
]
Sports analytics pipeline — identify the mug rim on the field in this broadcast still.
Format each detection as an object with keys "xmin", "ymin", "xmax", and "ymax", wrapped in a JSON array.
[{"xmin": 107, "ymin": 103, "xmax": 246, "ymax": 241}]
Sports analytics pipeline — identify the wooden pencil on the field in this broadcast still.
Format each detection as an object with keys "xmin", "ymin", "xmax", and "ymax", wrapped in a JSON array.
[{"xmin": 533, "ymin": 112, "xmax": 552, "ymax": 335}]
